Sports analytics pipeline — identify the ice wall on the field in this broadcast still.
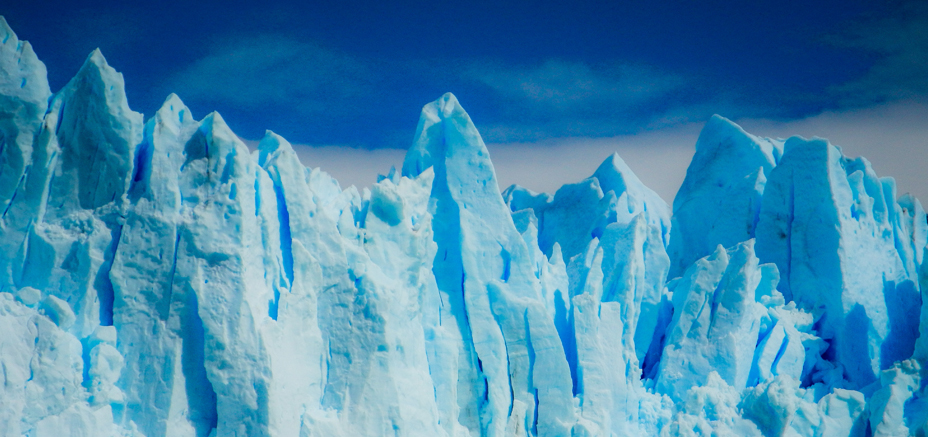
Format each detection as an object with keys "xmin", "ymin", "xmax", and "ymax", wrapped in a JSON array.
[{"xmin": 0, "ymin": 17, "xmax": 926, "ymax": 436}]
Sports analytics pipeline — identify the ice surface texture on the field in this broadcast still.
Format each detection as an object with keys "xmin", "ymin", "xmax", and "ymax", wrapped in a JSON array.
[{"xmin": 0, "ymin": 17, "xmax": 926, "ymax": 436}]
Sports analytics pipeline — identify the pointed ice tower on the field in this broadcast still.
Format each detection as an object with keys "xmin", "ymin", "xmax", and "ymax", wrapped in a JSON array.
[
  {"xmin": 403, "ymin": 93, "xmax": 576, "ymax": 436},
  {"xmin": 0, "ymin": 40, "xmax": 145, "ymax": 434},
  {"xmin": 0, "ymin": 16, "xmax": 51, "ymax": 218},
  {"xmin": 108, "ymin": 94, "xmax": 219, "ymax": 437},
  {"xmin": 668, "ymin": 115, "xmax": 782, "ymax": 279},
  {"xmin": 655, "ymin": 240, "xmax": 768, "ymax": 400},
  {"xmin": 504, "ymin": 151, "xmax": 671, "ymax": 366},
  {"xmin": 11, "ymin": 48, "xmax": 143, "ymax": 337},
  {"xmin": 44, "ymin": 49, "xmax": 142, "ymax": 216},
  {"xmin": 168, "ymin": 111, "xmax": 280, "ymax": 436},
  {"xmin": 756, "ymin": 137, "xmax": 923, "ymax": 387},
  {"xmin": 0, "ymin": 16, "xmax": 53, "ymax": 291}
]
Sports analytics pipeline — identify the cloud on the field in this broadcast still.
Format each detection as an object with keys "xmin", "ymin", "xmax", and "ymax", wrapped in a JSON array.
[
  {"xmin": 166, "ymin": 42, "xmax": 725, "ymax": 148},
  {"xmin": 461, "ymin": 59, "xmax": 785, "ymax": 143},
  {"xmin": 274, "ymin": 124, "xmax": 701, "ymax": 205},
  {"xmin": 278, "ymin": 99, "xmax": 927, "ymax": 210},
  {"xmin": 160, "ymin": 12, "xmax": 926, "ymax": 195},
  {"xmin": 167, "ymin": 35, "xmax": 370, "ymax": 111},
  {"xmin": 463, "ymin": 60, "xmax": 699, "ymax": 141},
  {"xmin": 162, "ymin": 34, "xmax": 416, "ymax": 145},
  {"xmin": 162, "ymin": 38, "xmax": 780, "ymax": 148},
  {"xmin": 468, "ymin": 60, "xmax": 686, "ymax": 114},
  {"xmin": 827, "ymin": 0, "xmax": 928, "ymax": 105}
]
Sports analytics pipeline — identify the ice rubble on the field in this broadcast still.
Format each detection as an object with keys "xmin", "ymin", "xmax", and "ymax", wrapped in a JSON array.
[{"xmin": 1, "ymin": 17, "xmax": 927, "ymax": 437}]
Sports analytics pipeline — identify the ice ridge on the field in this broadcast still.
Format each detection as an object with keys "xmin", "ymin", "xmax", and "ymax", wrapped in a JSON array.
[{"xmin": 0, "ymin": 18, "xmax": 927, "ymax": 436}]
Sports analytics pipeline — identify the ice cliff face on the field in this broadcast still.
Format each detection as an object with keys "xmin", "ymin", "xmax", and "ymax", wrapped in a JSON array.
[{"xmin": 1, "ymin": 17, "xmax": 927, "ymax": 437}]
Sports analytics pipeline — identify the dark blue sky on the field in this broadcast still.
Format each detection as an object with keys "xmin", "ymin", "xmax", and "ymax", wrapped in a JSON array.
[{"xmin": 3, "ymin": 0, "xmax": 926, "ymax": 148}]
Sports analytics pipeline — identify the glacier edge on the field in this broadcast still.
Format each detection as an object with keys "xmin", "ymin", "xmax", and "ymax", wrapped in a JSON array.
[{"xmin": 0, "ymin": 18, "xmax": 927, "ymax": 437}]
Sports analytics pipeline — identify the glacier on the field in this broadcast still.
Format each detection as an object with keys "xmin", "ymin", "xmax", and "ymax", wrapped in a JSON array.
[{"xmin": 1, "ymin": 16, "xmax": 927, "ymax": 437}]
